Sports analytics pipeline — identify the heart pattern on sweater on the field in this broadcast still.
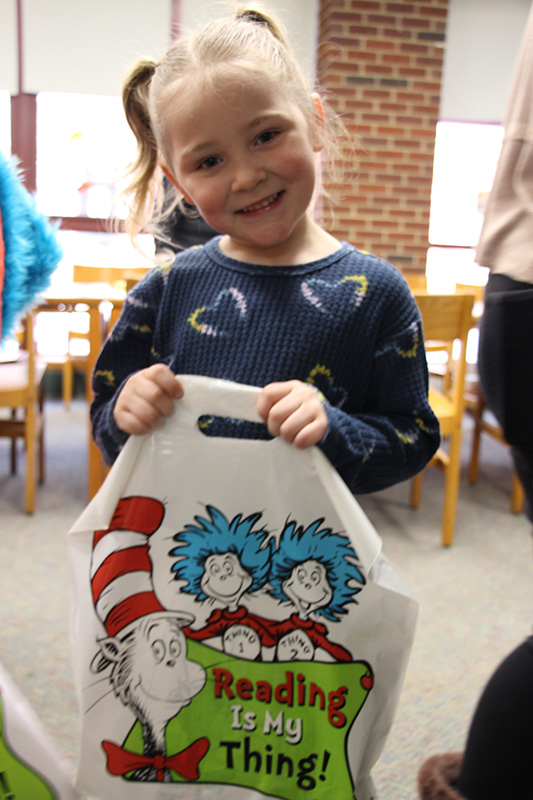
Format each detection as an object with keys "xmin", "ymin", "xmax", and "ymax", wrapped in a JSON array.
[
  {"xmin": 188, "ymin": 287, "xmax": 248, "ymax": 337},
  {"xmin": 301, "ymin": 274, "xmax": 368, "ymax": 313}
]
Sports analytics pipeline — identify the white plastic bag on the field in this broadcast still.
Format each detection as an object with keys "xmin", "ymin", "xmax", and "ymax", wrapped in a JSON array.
[
  {"xmin": 0, "ymin": 660, "xmax": 79, "ymax": 800},
  {"xmin": 69, "ymin": 375, "xmax": 417, "ymax": 800}
]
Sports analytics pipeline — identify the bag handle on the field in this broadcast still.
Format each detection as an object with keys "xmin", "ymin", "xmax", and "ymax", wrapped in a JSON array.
[{"xmin": 177, "ymin": 374, "xmax": 263, "ymax": 424}]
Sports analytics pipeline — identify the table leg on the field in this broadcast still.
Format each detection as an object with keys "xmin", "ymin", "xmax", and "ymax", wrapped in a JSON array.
[{"xmin": 87, "ymin": 306, "xmax": 106, "ymax": 499}]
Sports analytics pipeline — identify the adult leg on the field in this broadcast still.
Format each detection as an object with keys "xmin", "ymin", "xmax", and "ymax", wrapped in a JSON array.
[
  {"xmin": 454, "ymin": 636, "xmax": 533, "ymax": 800},
  {"xmin": 478, "ymin": 273, "xmax": 533, "ymax": 522},
  {"xmin": 418, "ymin": 637, "xmax": 533, "ymax": 800}
]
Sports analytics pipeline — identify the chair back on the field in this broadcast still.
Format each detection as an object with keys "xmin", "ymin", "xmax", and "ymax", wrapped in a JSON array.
[
  {"xmin": 455, "ymin": 282, "xmax": 485, "ymax": 303},
  {"xmin": 72, "ymin": 264, "xmax": 149, "ymax": 292},
  {"xmin": 414, "ymin": 291, "xmax": 474, "ymax": 345},
  {"xmin": 402, "ymin": 270, "xmax": 427, "ymax": 291},
  {"xmin": 413, "ymin": 291, "xmax": 474, "ymax": 415},
  {"xmin": 409, "ymin": 291, "xmax": 475, "ymax": 546}
]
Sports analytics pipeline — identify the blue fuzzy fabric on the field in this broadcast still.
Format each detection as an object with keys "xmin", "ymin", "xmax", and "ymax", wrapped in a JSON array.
[{"xmin": 0, "ymin": 152, "xmax": 62, "ymax": 342}]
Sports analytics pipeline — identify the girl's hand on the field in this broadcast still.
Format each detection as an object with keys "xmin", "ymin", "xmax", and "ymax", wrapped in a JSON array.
[
  {"xmin": 257, "ymin": 380, "xmax": 328, "ymax": 448},
  {"xmin": 113, "ymin": 364, "xmax": 184, "ymax": 435}
]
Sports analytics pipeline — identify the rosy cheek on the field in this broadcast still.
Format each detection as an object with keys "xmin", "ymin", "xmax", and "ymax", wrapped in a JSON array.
[{"xmin": 189, "ymin": 190, "xmax": 220, "ymax": 218}]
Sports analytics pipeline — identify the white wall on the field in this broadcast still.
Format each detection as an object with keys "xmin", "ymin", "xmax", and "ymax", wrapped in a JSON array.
[
  {"xmin": 18, "ymin": 0, "xmax": 171, "ymax": 96},
  {"xmin": 170, "ymin": 0, "xmax": 319, "ymax": 85},
  {"xmin": 1, "ymin": 0, "xmax": 530, "ymax": 121},
  {"xmin": 0, "ymin": 0, "xmax": 18, "ymax": 94},
  {"xmin": 0, "ymin": 0, "xmax": 317, "ymax": 97},
  {"xmin": 441, "ymin": 0, "xmax": 532, "ymax": 122}
]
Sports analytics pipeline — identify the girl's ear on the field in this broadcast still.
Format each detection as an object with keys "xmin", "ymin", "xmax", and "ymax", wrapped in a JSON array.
[
  {"xmin": 311, "ymin": 93, "xmax": 326, "ymax": 153},
  {"xmin": 161, "ymin": 165, "xmax": 194, "ymax": 205}
]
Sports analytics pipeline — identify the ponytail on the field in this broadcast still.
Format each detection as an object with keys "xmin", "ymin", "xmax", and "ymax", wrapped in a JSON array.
[{"xmin": 121, "ymin": 59, "xmax": 162, "ymax": 244}]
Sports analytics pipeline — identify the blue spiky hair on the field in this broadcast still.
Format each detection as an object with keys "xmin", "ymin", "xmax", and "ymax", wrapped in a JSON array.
[
  {"xmin": 269, "ymin": 518, "xmax": 366, "ymax": 621},
  {"xmin": 170, "ymin": 505, "xmax": 273, "ymax": 599},
  {"xmin": 0, "ymin": 153, "xmax": 62, "ymax": 342}
]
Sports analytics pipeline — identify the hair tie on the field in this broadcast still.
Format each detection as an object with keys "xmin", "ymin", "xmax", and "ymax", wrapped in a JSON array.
[{"xmin": 240, "ymin": 10, "xmax": 269, "ymax": 27}]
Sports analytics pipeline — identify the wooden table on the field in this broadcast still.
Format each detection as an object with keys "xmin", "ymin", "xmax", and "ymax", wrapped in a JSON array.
[{"xmin": 37, "ymin": 284, "xmax": 126, "ymax": 499}]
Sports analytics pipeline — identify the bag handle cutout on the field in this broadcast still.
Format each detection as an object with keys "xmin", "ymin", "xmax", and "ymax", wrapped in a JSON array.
[{"xmin": 177, "ymin": 375, "xmax": 264, "ymax": 427}]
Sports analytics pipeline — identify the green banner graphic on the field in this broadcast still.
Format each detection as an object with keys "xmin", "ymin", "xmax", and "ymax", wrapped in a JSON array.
[
  {"xmin": 0, "ymin": 691, "xmax": 57, "ymax": 800},
  {"xmin": 120, "ymin": 640, "xmax": 373, "ymax": 800}
]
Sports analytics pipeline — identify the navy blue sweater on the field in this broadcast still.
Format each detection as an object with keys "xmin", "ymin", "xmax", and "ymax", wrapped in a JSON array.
[{"xmin": 91, "ymin": 238, "xmax": 439, "ymax": 494}]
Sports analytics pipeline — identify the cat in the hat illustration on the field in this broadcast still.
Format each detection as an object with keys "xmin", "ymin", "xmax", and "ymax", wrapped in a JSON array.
[{"xmin": 90, "ymin": 496, "xmax": 209, "ymax": 783}]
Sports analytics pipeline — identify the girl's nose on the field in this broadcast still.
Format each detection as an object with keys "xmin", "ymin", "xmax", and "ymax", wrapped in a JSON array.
[{"xmin": 231, "ymin": 160, "xmax": 267, "ymax": 193}]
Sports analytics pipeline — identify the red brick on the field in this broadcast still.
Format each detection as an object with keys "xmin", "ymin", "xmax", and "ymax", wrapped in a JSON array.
[
  {"xmin": 418, "ymin": 5, "xmax": 447, "ymax": 17},
  {"xmin": 348, "ymin": 25, "xmax": 379, "ymax": 35},
  {"xmin": 365, "ymin": 38, "xmax": 396, "ymax": 50},
  {"xmin": 318, "ymin": 0, "xmax": 448, "ymax": 270},
  {"xmin": 349, "ymin": 0, "xmax": 381, "ymax": 9},
  {"xmin": 385, "ymin": 3, "xmax": 416, "ymax": 12},
  {"xmin": 367, "ymin": 14, "xmax": 396, "ymax": 25},
  {"xmin": 382, "ymin": 28, "xmax": 413, "ymax": 39}
]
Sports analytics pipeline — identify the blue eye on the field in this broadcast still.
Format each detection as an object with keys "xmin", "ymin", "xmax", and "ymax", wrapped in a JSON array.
[
  {"xmin": 198, "ymin": 156, "xmax": 221, "ymax": 170},
  {"xmin": 256, "ymin": 130, "xmax": 279, "ymax": 145}
]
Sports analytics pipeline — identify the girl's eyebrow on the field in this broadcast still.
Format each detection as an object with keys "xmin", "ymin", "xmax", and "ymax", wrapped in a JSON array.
[
  {"xmin": 182, "ymin": 140, "xmax": 218, "ymax": 159},
  {"xmin": 181, "ymin": 112, "xmax": 288, "ymax": 160},
  {"xmin": 248, "ymin": 111, "xmax": 287, "ymax": 129}
]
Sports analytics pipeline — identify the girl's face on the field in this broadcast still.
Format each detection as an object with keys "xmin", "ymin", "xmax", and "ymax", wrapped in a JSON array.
[
  {"xmin": 200, "ymin": 551, "xmax": 253, "ymax": 605},
  {"xmin": 282, "ymin": 559, "xmax": 333, "ymax": 618},
  {"xmin": 164, "ymin": 71, "xmax": 322, "ymax": 265}
]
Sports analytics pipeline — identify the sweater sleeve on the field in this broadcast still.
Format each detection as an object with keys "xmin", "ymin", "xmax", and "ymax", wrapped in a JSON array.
[
  {"xmin": 318, "ymin": 286, "xmax": 440, "ymax": 495},
  {"xmin": 89, "ymin": 270, "xmax": 163, "ymax": 465}
]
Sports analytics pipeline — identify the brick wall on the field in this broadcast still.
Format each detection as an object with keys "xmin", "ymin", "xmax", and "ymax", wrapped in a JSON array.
[{"xmin": 317, "ymin": 0, "xmax": 449, "ymax": 271}]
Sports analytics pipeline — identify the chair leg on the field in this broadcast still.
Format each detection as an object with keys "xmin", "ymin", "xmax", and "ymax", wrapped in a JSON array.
[
  {"xmin": 38, "ymin": 387, "xmax": 45, "ymax": 484},
  {"xmin": 468, "ymin": 395, "xmax": 484, "ymax": 484},
  {"xmin": 441, "ymin": 430, "xmax": 463, "ymax": 547},
  {"xmin": 63, "ymin": 357, "xmax": 73, "ymax": 410},
  {"xmin": 38, "ymin": 424, "xmax": 45, "ymax": 485},
  {"xmin": 410, "ymin": 471, "xmax": 424, "ymax": 508},
  {"xmin": 25, "ymin": 403, "xmax": 36, "ymax": 514},
  {"xmin": 510, "ymin": 473, "xmax": 524, "ymax": 515},
  {"xmin": 10, "ymin": 410, "xmax": 18, "ymax": 474}
]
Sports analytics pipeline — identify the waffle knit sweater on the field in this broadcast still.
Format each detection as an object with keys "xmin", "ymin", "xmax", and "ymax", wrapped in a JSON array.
[{"xmin": 91, "ymin": 238, "xmax": 439, "ymax": 495}]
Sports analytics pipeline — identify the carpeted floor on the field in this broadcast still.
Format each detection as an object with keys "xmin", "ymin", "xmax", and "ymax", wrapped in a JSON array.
[{"xmin": 0, "ymin": 399, "xmax": 531, "ymax": 800}]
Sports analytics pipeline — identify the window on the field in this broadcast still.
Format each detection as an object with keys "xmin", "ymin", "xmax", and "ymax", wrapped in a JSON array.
[
  {"xmin": 427, "ymin": 121, "xmax": 504, "ymax": 291},
  {"xmin": 36, "ymin": 92, "xmax": 136, "ymax": 220},
  {"xmin": 429, "ymin": 121, "xmax": 504, "ymax": 248}
]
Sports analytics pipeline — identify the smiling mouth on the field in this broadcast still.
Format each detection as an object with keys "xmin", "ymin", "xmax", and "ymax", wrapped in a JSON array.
[{"xmin": 237, "ymin": 191, "xmax": 283, "ymax": 215}]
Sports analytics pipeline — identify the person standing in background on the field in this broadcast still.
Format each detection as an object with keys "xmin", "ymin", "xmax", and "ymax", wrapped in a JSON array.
[{"xmin": 418, "ymin": 6, "xmax": 533, "ymax": 799}]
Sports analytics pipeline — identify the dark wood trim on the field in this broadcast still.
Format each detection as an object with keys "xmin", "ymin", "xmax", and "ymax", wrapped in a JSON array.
[
  {"xmin": 10, "ymin": 93, "xmax": 37, "ymax": 192},
  {"xmin": 51, "ymin": 217, "xmax": 125, "ymax": 233},
  {"xmin": 427, "ymin": 243, "xmax": 475, "ymax": 250},
  {"xmin": 10, "ymin": 0, "xmax": 37, "ymax": 191},
  {"xmin": 171, "ymin": 0, "xmax": 182, "ymax": 40}
]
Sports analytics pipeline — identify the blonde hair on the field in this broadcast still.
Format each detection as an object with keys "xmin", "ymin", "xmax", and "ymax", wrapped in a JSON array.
[{"xmin": 121, "ymin": 3, "xmax": 343, "ymax": 247}]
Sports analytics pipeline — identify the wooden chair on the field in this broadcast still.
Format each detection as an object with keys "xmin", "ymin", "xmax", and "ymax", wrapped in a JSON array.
[
  {"xmin": 72, "ymin": 263, "xmax": 149, "ymax": 292},
  {"xmin": 50, "ymin": 264, "xmax": 149, "ymax": 409},
  {"xmin": 410, "ymin": 291, "xmax": 475, "ymax": 546},
  {"xmin": 402, "ymin": 269, "xmax": 428, "ymax": 292},
  {"xmin": 0, "ymin": 312, "xmax": 46, "ymax": 513},
  {"xmin": 39, "ymin": 308, "xmax": 90, "ymax": 410}
]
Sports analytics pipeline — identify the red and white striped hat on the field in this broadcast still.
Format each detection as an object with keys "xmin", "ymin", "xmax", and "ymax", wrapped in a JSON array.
[{"xmin": 90, "ymin": 496, "xmax": 167, "ymax": 637}]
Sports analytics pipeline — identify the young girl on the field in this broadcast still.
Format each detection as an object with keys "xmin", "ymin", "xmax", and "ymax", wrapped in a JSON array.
[{"xmin": 91, "ymin": 3, "xmax": 439, "ymax": 496}]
